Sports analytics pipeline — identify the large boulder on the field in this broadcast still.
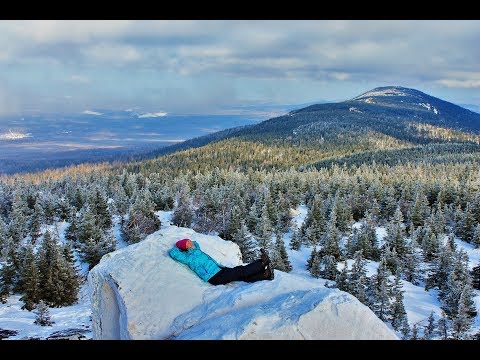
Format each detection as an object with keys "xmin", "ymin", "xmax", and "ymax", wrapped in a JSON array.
[{"xmin": 88, "ymin": 226, "xmax": 398, "ymax": 340}]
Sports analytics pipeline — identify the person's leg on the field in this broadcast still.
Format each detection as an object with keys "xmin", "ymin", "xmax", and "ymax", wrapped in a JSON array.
[{"xmin": 208, "ymin": 260, "xmax": 265, "ymax": 285}]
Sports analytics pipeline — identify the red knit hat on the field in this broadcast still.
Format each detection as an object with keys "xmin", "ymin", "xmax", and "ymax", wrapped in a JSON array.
[{"xmin": 176, "ymin": 239, "xmax": 191, "ymax": 250}]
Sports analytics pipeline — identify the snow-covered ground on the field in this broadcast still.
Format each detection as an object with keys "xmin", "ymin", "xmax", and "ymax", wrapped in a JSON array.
[{"xmin": 1, "ymin": 204, "xmax": 479, "ymax": 339}]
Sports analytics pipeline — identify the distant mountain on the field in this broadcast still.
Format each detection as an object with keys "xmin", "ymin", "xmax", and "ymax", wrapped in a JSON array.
[{"xmin": 138, "ymin": 86, "xmax": 480, "ymax": 172}]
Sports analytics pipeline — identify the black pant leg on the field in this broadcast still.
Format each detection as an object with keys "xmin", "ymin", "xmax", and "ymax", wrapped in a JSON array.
[{"xmin": 208, "ymin": 260, "xmax": 264, "ymax": 285}]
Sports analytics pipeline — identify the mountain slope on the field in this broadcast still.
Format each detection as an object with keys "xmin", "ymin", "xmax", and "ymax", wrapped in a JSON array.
[{"xmin": 129, "ymin": 86, "xmax": 480, "ymax": 173}]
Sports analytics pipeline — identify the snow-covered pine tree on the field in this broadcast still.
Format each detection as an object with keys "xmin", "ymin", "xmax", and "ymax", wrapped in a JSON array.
[
  {"xmin": 30, "ymin": 201, "xmax": 44, "ymax": 243},
  {"xmin": 402, "ymin": 241, "xmax": 421, "ymax": 285},
  {"xmin": 425, "ymin": 244, "xmax": 453, "ymax": 292},
  {"xmin": 367, "ymin": 255, "xmax": 393, "ymax": 322},
  {"xmin": 472, "ymin": 262, "xmax": 480, "ymax": 290},
  {"xmin": 232, "ymin": 221, "xmax": 257, "ymax": 263},
  {"xmin": 303, "ymin": 194, "xmax": 326, "ymax": 246},
  {"xmin": 390, "ymin": 270, "xmax": 409, "ymax": 332},
  {"xmin": 335, "ymin": 265, "xmax": 348, "ymax": 292},
  {"xmin": 424, "ymin": 311, "xmax": 436, "ymax": 340},
  {"xmin": 318, "ymin": 254, "xmax": 338, "ymax": 281},
  {"xmin": 255, "ymin": 204, "xmax": 274, "ymax": 251},
  {"xmin": 272, "ymin": 231, "xmax": 292, "ymax": 272},
  {"xmin": 408, "ymin": 191, "xmax": 430, "ymax": 228},
  {"xmin": 19, "ymin": 244, "xmax": 40, "ymax": 310},
  {"xmin": 410, "ymin": 323, "xmax": 419, "ymax": 340},
  {"xmin": 171, "ymin": 185, "xmax": 194, "ymax": 228},
  {"xmin": 34, "ymin": 300, "xmax": 54, "ymax": 326},
  {"xmin": 348, "ymin": 250, "xmax": 368, "ymax": 304},
  {"xmin": 307, "ymin": 247, "xmax": 320, "ymax": 276},
  {"xmin": 436, "ymin": 311, "xmax": 449, "ymax": 340},
  {"xmin": 384, "ymin": 206, "xmax": 407, "ymax": 258},
  {"xmin": 90, "ymin": 189, "xmax": 112, "ymax": 230},
  {"xmin": 289, "ymin": 225, "xmax": 301, "ymax": 251},
  {"xmin": 451, "ymin": 284, "xmax": 476, "ymax": 339},
  {"xmin": 440, "ymin": 249, "xmax": 471, "ymax": 317},
  {"xmin": 0, "ymin": 240, "xmax": 18, "ymax": 302},
  {"xmin": 323, "ymin": 210, "xmax": 342, "ymax": 260},
  {"xmin": 471, "ymin": 224, "xmax": 480, "ymax": 249}
]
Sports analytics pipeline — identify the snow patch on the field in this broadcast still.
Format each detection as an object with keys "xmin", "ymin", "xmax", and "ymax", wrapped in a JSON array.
[
  {"xmin": 349, "ymin": 107, "xmax": 363, "ymax": 113},
  {"xmin": 354, "ymin": 88, "xmax": 408, "ymax": 100},
  {"xmin": 0, "ymin": 130, "xmax": 32, "ymax": 140}
]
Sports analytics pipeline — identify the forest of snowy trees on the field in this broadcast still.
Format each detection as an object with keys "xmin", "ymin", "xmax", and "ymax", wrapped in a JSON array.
[{"xmin": 1, "ymin": 158, "xmax": 480, "ymax": 339}]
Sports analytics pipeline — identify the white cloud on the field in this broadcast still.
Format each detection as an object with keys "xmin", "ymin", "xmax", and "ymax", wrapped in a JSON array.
[
  {"xmin": 138, "ymin": 112, "xmax": 168, "ymax": 118},
  {"xmin": 82, "ymin": 110, "xmax": 103, "ymax": 115},
  {"xmin": 67, "ymin": 75, "xmax": 90, "ymax": 84},
  {"xmin": 82, "ymin": 43, "xmax": 141, "ymax": 63},
  {"xmin": 436, "ymin": 79, "xmax": 480, "ymax": 88},
  {"xmin": 11, "ymin": 20, "xmax": 132, "ymax": 44}
]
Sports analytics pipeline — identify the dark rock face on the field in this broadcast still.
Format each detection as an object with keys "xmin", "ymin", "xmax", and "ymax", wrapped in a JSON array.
[
  {"xmin": 0, "ymin": 328, "xmax": 19, "ymax": 339},
  {"xmin": 46, "ymin": 328, "xmax": 90, "ymax": 340}
]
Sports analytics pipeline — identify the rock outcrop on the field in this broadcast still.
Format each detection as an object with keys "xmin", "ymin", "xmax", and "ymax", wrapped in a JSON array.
[{"xmin": 88, "ymin": 226, "xmax": 398, "ymax": 340}]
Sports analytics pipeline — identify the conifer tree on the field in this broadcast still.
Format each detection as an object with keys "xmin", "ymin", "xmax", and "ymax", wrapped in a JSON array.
[
  {"xmin": 403, "ymin": 242, "xmax": 421, "ymax": 285},
  {"xmin": 323, "ymin": 210, "xmax": 342, "ymax": 260},
  {"xmin": 34, "ymin": 300, "xmax": 54, "ymax": 326},
  {"xmin": 437, "ymin": 311, "xmax": 449, "ymax": 340},
  {"xmin": 0, "ymin": 216, "xmax": 8, "ymax": 257},
  {"xmin": 408, "ymin": 191, "xmax": 429, "ymax": 228},
  {"xmin": 289, "ymin": 226, "xmax": 301, "ymax": 251},
  {"xmin": 19, "ymin": 244, "xmax": 40, "ymax": 310},
  {"xmin": 255, "ymin": 204, "xmax": 274, "ymax": 251},
  {"xmin": 318, "ymin": 254, "xmax": 338, "ymax": 281},
  {"xmin": 424, "ymin": 311, "xmax": 436, "ymax": 340},
  {"xmin": 348, "ymin": 250, "xmax": 368, "ymax": 304},
  {"xmin": 410, "ymin": 323, "xmax": 419, "ymax": 340},
  {"xmin": 367, "ymin": 256, "xmax": 393, "ymax": 321},
  {"xmin": 307, "ymin": 247, "xmax": 320, "ymax": 277},
  {"xmin": 335, "ymin": 265, "xmax": 348, "ymax": 292},
  {"xmin": 390, "ymin": 271, "xmax": 409, "ymax": 332},
  {"xmin": 272, "ymin": 231, "xmax": 292, "ymax": 272},
  {"xmin": 385, "ymin": 206, "xmax": 407, "ymax": 258},
  {"xmin": 65, "ymin": 211, "xmax": 78, "ymax": 244},
  {"xmin": 30, "ymin": 201, "xmax": 44, "ymax": 243},
  {"xmin": 171, "ymin": 186, "xmax": 194, "ymax": 228},
  {"xmin": 472, "ymin": 262, "xmax": 480, "ymax": 290},
  {"xmin": 471, "ymin": 224, "xmax": 480, "ymax": 249},
  {"xmin": 451, "ymin": 284, "xmax": 476, "ymax": 339},
  {"xmin": 232, "ymin": 222, "xmax": 257, "ymax": 263},
  {"xmin": 90, "ymin": 189, "xmax": 112, "ymax": 230}
]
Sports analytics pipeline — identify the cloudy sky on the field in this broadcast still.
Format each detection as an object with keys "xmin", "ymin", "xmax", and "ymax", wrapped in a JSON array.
[{"xmin": 0, "ymin": 20, "xmax": 479, "ymax": 115}]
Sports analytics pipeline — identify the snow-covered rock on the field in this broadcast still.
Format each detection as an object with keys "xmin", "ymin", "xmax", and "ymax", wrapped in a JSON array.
[{"xmin": 88, "ymin": 226, "xmax": 398, "ymax": 340}]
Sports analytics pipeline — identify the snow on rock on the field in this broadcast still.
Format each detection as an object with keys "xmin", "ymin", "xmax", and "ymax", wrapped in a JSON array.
[{"xmin": 88, "ymin": 226, "xmax": 398, "ymax": 340}]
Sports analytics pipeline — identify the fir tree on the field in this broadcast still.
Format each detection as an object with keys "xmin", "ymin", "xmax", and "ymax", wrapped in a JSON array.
[
  {"xmin": 348, "ymin": 250, "xmax": 368, "ymax": 304},
  {"xmin": 34, "ymin": 300, "xmax": 54, "ymax": 326},
  {"xmin": 171, "ymin": 186, "xmax": 194, "ymax": 228},
  {"xmin": 403, "ymin": 242, "xmax": 421, "ymax": 285},
  {"xmin": 437, "ymin": 311, "xmax": 449, "ymax": 340},
  {"xmin": 335, "ymin": 265, "xmax": 349, "ymax": 292},
  {"xmin": 307, "ymin": 247, "xmax": 321, "ymax": 277},
  {"xmin": 19, "ymin": 244, "xmax": 40, "ymax": 311},
  {"xmin": 289, "ymin": 226, "xmax": 301, "ymax": 251},
  {"xmin": 272, "ymin": 231, "xmax": 292, "ymax": 272},
  {"xmin": 319, "ymin": 255, "xmax": 338, "ymax": 281},
  {"xmin": 367, "ymin": 256, "xmax": 393, "ymax": 321},
  {"xmin": 408, "ymin": 191, "xmax": 429, "ymax": 228},
  {"xmin": 232, "ymin": 222, "xmax": 257, "ymax": 263},
  {"xmin": 424, "ymin": 311, "xmax": 436, "ymax": 340},
  {"xmin": 90, "ymin": 189, "xmax": 112, "ymax": 230},
  {"xmin": 323, "ymin": 210, "xmax": 342, "ymax": 260},
  {"xmin": 30, "ymin": 201, "xmax": 44, "ymax": 243},
  {"xmin": 451, "ymin": 284, "xmax": 476, "ymax": 339},
  {"xmin": 471, "ymin": 224, "xmax": 480, "ymax": 249},
  {"xmin": 384, "ymin": 206, "xmax": 407, "ymax": 258},
  {"xmin": 472, "ymin": 262, "xmax": 480, "ymax": 290},
  {"xmin": 410, "ymin": 323, "xmax": 419, "ymax": 340},
  {"xmin": 255, "ymin": 204, "xmax": 274, "ymax": 251},
  {"xmin": 390, "ymin": 270, "xmax": 409, "ymax": 332}
]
